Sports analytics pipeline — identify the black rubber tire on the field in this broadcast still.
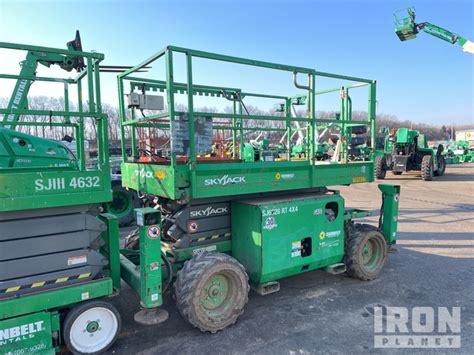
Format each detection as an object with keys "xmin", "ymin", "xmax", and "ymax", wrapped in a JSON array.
[
  {"xmin": 393, "ymin": 171, "xmax": 402, "ymax": 175},
  {"xmin": 375, "ymin": 156, "xmax": 386, "ymax": 179},
  {"xmin": 344, "ymin": 224, "xmax": 387, "ymax": 281},
  {"xmin": 434, "ymin": 155, "xmax": 446, "ymax": 177},
  {"xmin": 421, "ymin": 155, "xmax": 434, "ymax": 181},
  {"xmin": 63, "ymin": 300, "xmax": 121, "ymax": 355},
  {"xmin": 174, "ymin": 252, "xmax": 249, "ymax": 333}
]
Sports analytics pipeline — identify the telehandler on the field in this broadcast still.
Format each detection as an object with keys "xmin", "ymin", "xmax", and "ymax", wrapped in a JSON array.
[{"xmin": 375, "ymin": 127, "xmax": 445, "ymax": 181}]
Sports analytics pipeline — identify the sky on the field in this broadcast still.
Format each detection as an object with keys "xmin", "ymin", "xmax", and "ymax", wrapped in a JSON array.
[{"xmin": 0, "ymin": 0, "xmax": 473, "ymax": 125}]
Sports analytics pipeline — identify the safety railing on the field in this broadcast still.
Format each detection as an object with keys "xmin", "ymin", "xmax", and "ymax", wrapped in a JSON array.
[
  {"xmin": 118, "ymin": 45, "xmax": 376, "ymax": 168},
  {"xmin": 0, "ymin": 41, "xmax": 110, "ymax": 171}
]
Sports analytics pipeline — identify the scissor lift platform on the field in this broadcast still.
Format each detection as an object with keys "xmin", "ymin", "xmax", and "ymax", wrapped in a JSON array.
[{"xmin": 118, "ymin": 46, "xmax": 377, "ymax": 203}]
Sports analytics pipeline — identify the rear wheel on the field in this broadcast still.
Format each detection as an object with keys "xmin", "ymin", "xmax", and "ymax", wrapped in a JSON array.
[
  {"xmin": 175, "ymin": 252, "xmax": 249, "ymax": 333},
  {"xmin": 375, "ymin": 156, "xmax": 386, "ymax": 179},
  {"xmin": 63, "ymin": 300, "xmax": 121, "ymax": 355},
  {"xmin": 421, "ymin": 155, "xmax": 434, "ymax": 181},
  {"xmin": 344, "ymin": 224, "xmax": 387, "ymax": 281},
  {"xmin": 434, "ymin": 155, "xmax": 446, "ymax": 176}
]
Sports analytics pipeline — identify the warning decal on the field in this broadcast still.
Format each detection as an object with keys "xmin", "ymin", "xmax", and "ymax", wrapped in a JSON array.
[
  {"xmin": 146, "ymin": 225, "xmax": 161, "ymax": 239},
  {"xmin": 67, "ymin": 255, "xmax": 87, "ymax": 266}
]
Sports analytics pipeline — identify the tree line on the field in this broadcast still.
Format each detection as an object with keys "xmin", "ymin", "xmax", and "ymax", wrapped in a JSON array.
[{"xmin": 1, "ymin": 96, "xmax": 470, "ymax": 144}]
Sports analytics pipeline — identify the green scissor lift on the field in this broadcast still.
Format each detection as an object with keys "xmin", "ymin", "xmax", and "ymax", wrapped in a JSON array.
[
  {"xmin": 1, "ymin": 38, "xmax": 401, "ymax": 354},
  {"xmin": 117, "ymin": 47, "xmax": 401, "ymax": 333},
  {"xmin": 0, "ymin": 39, "xmax": 122, "ymax": 354}
]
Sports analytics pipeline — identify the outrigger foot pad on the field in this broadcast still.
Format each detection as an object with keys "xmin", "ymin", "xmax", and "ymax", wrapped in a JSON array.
[{"xmin": 134, "ymin": 308, "xmax": 169, "ymax": 325}]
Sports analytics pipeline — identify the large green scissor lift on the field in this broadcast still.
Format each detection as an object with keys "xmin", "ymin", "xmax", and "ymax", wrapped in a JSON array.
[{"xmin": 117, "ymin": 46, "xmax": 401, "ymax": 333}]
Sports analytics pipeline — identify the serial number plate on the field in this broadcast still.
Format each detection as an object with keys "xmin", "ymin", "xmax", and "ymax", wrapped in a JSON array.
[{"xmin": 35, "ymin": 176, "xmax": 101, "ymax": 191}]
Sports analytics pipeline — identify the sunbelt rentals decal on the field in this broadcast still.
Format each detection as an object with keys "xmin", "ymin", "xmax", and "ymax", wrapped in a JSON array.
[
  {"xmin": 0, "ymin": 321, "xmax": 44, "ymax": 345},
  {"xmin": 204, "ymin": 175, "xmax": 246, "ymax": 186}
]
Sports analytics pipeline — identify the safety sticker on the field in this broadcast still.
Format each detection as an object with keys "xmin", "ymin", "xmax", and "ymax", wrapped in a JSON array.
[
  {"xmin": 326, "ymin": 230, "xmax": 341, "ymax": 238},
  {"xmin": 263, "ymin": 216, "xmax": 278, "ymax": 230},
  {"xmin": 146, "ymin": 225, "xmax": 161, "ymax": 239},
  {"xmin": 67, "ymin": 255, "xmax": 87, "ymax": 266},
  {"xmin": 291, "ymin": 241, "xmax": 301, "ymax": 257},
  {"xmin": 150, "ymin": 262, "xmax": 159, "ymax": 271},
  {"xmin": 192, "ymin": 245, "xmax": 217, "ymax": 255}
]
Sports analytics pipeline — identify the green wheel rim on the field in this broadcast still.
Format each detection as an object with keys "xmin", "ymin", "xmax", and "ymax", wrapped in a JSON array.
[
  {"xmin": 108, "ymin": 190, "xmax": 132, "ymax": 218},
  {"xmin": 361, "ymin": 237, "xmax": 383, "ymax": 272},
  {"xmin": 86, "ymin": 321, "xmax": 100, "ymax": 333},
  {"xmin": 200, "ymin": 272, "xmax": 234, "ymax": 315}
]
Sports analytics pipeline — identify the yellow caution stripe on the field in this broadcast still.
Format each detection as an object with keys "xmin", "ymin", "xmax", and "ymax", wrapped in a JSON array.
[
  {"xmin": 0, "ymin": 272, "xmax": 93, "ymax": 294},
  {"xmin": 191, "ymin": 232, "xmax": 232, "ymax": 245}
]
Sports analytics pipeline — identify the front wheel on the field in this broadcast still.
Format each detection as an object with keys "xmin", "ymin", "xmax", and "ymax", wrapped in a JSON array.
[
  {"xmin": 421, "ymin": 155, "xmax": 434, "ymax": 181},
  {"xmin": 63, "ymin": 300, "xmax": 121, "ymax": 355},
  {"xmin": 344, "ymin": 224, "xmax": 387, "ymax": 281},
  {"xmin": 434, "ymin": 155, "xmax": 446, "ymax": 176},
  {"xmin": 175, "ymin": 252, "xmax": 249, "ymax": 333},
  {"xmin": 375, "ymin": 156, "xmax": 386, "ymax": 179}
]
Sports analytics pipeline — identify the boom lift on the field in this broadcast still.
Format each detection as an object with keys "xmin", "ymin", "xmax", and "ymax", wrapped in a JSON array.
[{"xmin": 394, "ymin": 7, "xmax": 474, "ymax": 54}]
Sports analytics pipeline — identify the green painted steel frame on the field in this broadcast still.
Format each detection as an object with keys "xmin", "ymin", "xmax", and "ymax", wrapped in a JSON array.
[
  {"xmin": 119, "ymin": 208, "xmax": 163, "ymax": 308},
  {"xmin": 0, "ymin": 278, "xmax": 112, "ymax": 319},
  {"xmin": 118, "ymin": 46, "xmax": 377, "ymax": 201},
  {"xmin": 0, "ymin": 41, "xmax": 112, "ymax": 212},
  {"xmin": 378, "ymin": 184, "xmax": 401, "ymax": 244}
]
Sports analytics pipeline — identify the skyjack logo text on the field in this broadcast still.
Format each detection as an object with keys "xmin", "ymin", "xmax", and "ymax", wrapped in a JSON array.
[
  {"xmin": 190, "ymin": 206, "xmax": 228, "ymax": 218},
  {"xmin": 204, "ymin": 175, "xmax": 246, "ymax": 186}
]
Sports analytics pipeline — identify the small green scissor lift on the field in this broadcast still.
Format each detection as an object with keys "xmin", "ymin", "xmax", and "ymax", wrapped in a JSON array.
[{"xmin": 0, "ymin": 36, "xmax": 122, "ymax": 354}]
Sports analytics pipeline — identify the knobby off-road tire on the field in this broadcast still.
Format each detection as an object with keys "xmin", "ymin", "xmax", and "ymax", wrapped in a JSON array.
[
  {"xmin": 174, "ymin": 252, "xmax": 249, "ymax": 333},
  {"xmin": 375, "ymin": 156, "xmax": 386, "ymax": 179},
  {"xmin": 344, "ymin": 224, "xmax": 388, "ymax": 281},
  {"xmin": 421, "ymin": 155, "xmax": 434, "ymax": 181},
  {"xmin": 434, "ymin": 155, "xmax": 446, "ymax": 177}
]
